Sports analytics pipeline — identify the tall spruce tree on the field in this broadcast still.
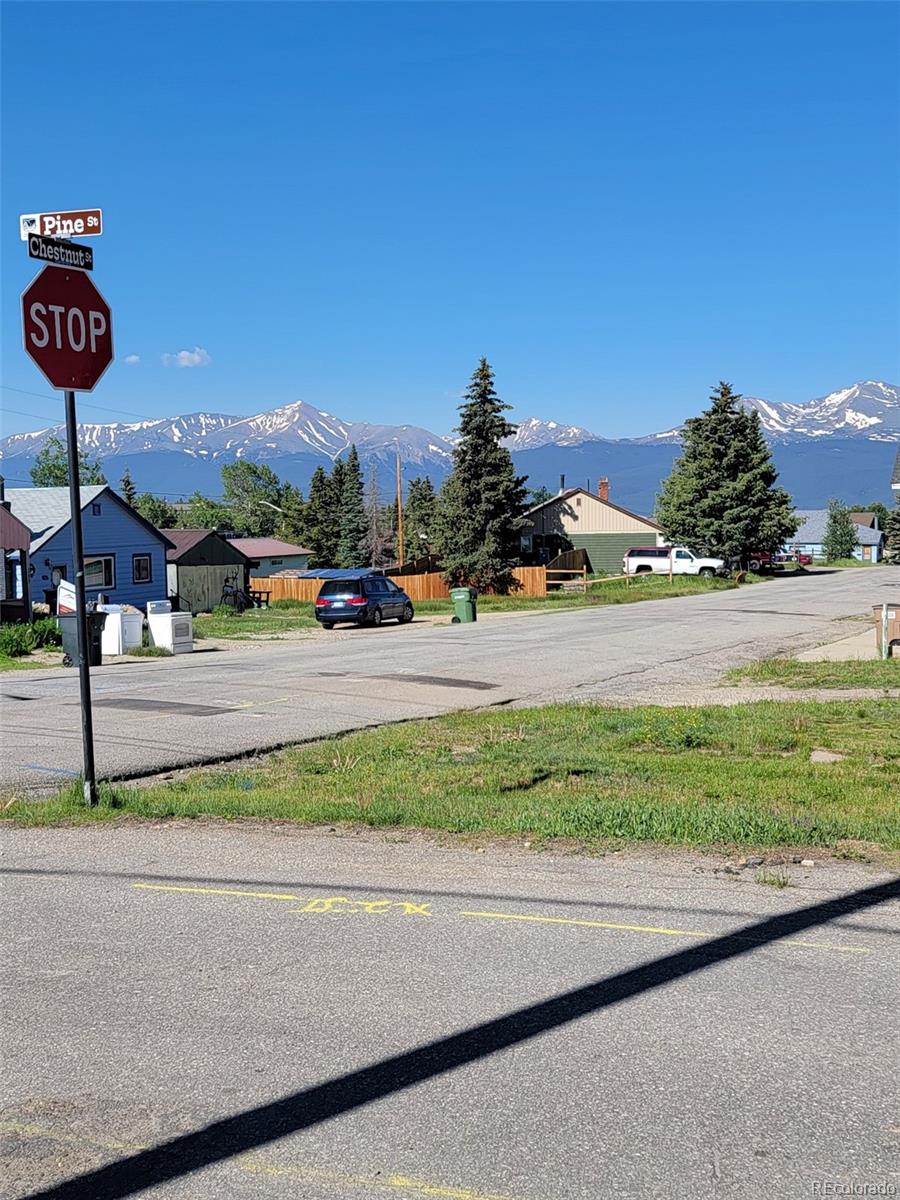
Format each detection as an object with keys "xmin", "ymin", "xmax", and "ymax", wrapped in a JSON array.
[
  {"xmin": 433, "ymin": 358, "xmax": 528, "ymax": 591},
  {"xmin": 404, "ymin": 476, "xmax": 438, "ymax": 558},
  {"xmin": 304, "ymin": 466, "xmax": 337, "ymax": 565},
  {"xmin": 337, "ymin": 445, "xmax": 367, "ymax": 568},
  {"xmin": 119, "ymin": 466, "xmax": 138, "ymax": 506},
  {"xmin": 656, "ymin": 382, "xmax": 798, "ymax": 566},
  {"xmin": 822, "ymin": 498, "xmax": 857, "ymax": 562}
]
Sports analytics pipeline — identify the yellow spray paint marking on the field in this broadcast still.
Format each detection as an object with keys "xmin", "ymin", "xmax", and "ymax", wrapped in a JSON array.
[
  {"xmin": 460, "ymin": 909, "xmax": 871, "ymax": 954},
  {"xmin": 0, "ymin": 1122, "xmax": 527, "ymax": 1200},
  {"xmin": 133, "ymin": 883, "xmax": 432, "ymax": 916},
  {"xmin": 240, "ymin": 1152, "xmax": 523, "ymax": 1199},
  {"xmin": 133, "ymin": 883, "xmax": 301, "ymax": 902},
  {"xmin": 294, "ymin": 895, "xmax": 432, "ymax": 917}
]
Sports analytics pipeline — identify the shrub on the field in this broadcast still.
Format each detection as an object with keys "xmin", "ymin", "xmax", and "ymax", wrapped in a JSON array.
[
  {"xmin": 30, "ymin": 617, "xmax": 63, "ymax": 649},
  {"xmin": 0, "ymin": 623, "xmax": 34, "ymax": 657}
]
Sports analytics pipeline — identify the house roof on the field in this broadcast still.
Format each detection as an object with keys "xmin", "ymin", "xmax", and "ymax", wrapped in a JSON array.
[
  {"xmin": 791, "ymin": 510, "xmax": 884, "ymax": 546},
  {"xmin": 0, "ymin": 503, "xmax": 32, "ymax": 551},
  {"xmin": 159, "ymin": 527, "xmax": 249, "ymax": 563},
  {"xmin": 228, "ymin": 537, "xmax": 312, "ymax": 557},
  {"xmin": 7, "ymin": 485, "xmax": 175, "ymax": 554},
  {"xmin": 892, "ymin": 447, "xmax": 900, "ymax": 488},
  {"xmin": 849, "ymin": 512, "xmax": 878, "ymax": 529},
  {"xmin": 525, "ymin": 487, "xmax": 662, "ymax": 531}
]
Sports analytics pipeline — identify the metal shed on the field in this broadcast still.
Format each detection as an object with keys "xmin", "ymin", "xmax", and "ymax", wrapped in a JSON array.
[{"xmin": 162, "ymin": 529, "xmax": 251, "ymax": 614}]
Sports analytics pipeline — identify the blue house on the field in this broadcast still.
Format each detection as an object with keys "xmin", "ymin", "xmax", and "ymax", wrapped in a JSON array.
[
  {"xmin": 788, "ymin": 509, "xmax": 885, "ymax": 563},
  {"xmin": 7, "ymin": 485, "xmax": 174, "ymax": 611}
]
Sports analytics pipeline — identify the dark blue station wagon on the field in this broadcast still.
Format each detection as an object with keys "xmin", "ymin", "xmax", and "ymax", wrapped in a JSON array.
[{"xmin": 314, "ymin": 575, "xmax": 415, "ymax": 629}]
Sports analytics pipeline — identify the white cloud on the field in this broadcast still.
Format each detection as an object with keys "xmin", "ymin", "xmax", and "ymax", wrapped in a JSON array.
[
  {"xmin": 124, "ymin": 354, "xmax": 140, "ymax": 365},
  {"xmin": 161, "ymin": 346, "xmax": 211, "ymax": 368}
]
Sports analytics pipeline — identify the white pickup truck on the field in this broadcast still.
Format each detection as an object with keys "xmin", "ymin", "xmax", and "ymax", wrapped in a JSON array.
[{"xmin": 623, "ymin": 546, "xmax": 727, "ymax": 577}]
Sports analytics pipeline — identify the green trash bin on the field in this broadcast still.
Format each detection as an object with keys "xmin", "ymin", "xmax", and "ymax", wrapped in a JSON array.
[
  {"xmin": 58, "ymin": 611, "xmax": 107, "ymax": 667},
  {"xmin": 450, "ymin": 586, "xmax": 478, "ymax": 623}
]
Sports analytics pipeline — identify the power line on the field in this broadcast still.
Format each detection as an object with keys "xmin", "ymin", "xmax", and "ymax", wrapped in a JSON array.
[{"xmin": 1, "ymin": 384, "xmax": 161, "ymax": 424}]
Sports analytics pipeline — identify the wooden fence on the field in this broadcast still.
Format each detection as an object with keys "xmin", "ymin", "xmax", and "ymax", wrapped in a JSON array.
[{"xmin": 250, "ymin": 566, "xmax": 548, "ymax": 603}]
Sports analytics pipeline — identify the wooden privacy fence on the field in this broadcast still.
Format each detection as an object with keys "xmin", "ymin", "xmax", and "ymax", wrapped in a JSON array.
[{"xmin": 250, "ymin": 566, "xmax": 548, "ymax": 603}]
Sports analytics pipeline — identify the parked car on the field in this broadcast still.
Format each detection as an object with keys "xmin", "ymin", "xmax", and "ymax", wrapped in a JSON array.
[
  {"xmin": 314, "ymin": 575, "xmax": 415, "ymax": 629},
  {"xmin": 623, "ymin": 546, "xmax": 727, "ymax": 577},
  {"xmin": 749, "ymin": 550, "xmax": 813, "ymax": 571}
]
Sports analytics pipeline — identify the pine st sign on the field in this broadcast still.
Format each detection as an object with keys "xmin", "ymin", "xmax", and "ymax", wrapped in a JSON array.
[
  {"xmin": 20, "ymin": 208, "xmax": 103, "ymax": 240},
  {"xmin": 21, "ymin": 265, "xmax": 113, "ymax": 391}
]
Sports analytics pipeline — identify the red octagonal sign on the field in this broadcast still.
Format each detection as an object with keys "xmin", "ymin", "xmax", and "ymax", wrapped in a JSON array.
[{"xmin": 21, "ymin": 265, "xmax": 113, "ymax": 392}]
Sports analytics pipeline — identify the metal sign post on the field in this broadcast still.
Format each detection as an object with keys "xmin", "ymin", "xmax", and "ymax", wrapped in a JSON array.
[
  {"xmin": 21, "ymin": 217, "xmax": 111, "ymax": 806},
  {"xmin": 64, "ymin": 390, "xmax": 99, "ymax": 805}
]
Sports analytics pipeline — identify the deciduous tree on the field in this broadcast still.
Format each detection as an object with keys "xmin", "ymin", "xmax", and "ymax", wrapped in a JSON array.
[
  {"xmin": 30, "ymin": 434, "xmax": 107, "ymax": 487},
  {"xmin": 823, "ymin": 498, "xmax": 857, "ymax": 562}
]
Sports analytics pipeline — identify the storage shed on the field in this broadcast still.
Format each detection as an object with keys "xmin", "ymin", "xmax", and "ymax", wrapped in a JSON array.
[
  {"xmin": 520, "ymin": 481, "xmax": 664, "ymax": 572},
  {"xmin": 162, "ymin": 529, "xmax": 251, "ymax": 614}
]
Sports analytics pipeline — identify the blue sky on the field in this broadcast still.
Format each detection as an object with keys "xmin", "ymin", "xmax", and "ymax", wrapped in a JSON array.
[{"xmin": 2, "ymin": 1, "xmax": 897, "ymax": 440}]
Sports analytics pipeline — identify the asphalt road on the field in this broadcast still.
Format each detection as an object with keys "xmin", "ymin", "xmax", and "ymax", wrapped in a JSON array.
[
  {"xmin": 2, "ymin": 827, "xmax": 898, "ymax": 1200},
  {"xmin": 2, "ymin": 568, "xmax": 897, "ymax": 793}
]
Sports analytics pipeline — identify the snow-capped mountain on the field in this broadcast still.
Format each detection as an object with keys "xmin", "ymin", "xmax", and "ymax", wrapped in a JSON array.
[
  {"xmin": 502, "ymin": 417, "xmax": 605, "ymax": 451},
  {"xmin": 1, "ymin": 382, "xmax": 894, "ymax": 509},
  {"xmin": 0, "ymin": 399, "xmax": 455, "ymax": 480},
  {"xmin": 742, "ymin": 381, "xmax": 900, "ymax": 442}
]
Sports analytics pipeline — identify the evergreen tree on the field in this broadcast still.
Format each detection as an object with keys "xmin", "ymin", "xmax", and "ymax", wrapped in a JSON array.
[
  {"xmin": 279, "ymin": 482, "xmax": 308, "ymax": 545},
  {"xmin": 135, "ymin": 493, "xmax": 178, "ymax": 529},
  {"xmin": 30, "ymin": 434, "xmax": 107, "ymax": 487},
  {"xmin": 884, "ymin": 499, "xmax": 900, "ymax": 564},
  {"xmin": 337, "ymin": 445, "xmax": 367, "ymax": 568},
  {"xmin": 404, "ymin": 476, "xmax": 438, "ymax": 558},
  {"xmin": 822, "ymin": 498, "xmax": 857, "ymax": 562},
  {"xmin": 656, "ymin": 381, "xmax": 798, "ymax": 566},
  {"xmin": 119, "ymin": 466, "xmax": 138, "ymax": 507},
  {"xmin": 432, "ymin": 358, "xmax": 528, "ymax": 591},
  {"xmin": 304, "ymin": 466, "xmax": 337, "ymax": 566}
]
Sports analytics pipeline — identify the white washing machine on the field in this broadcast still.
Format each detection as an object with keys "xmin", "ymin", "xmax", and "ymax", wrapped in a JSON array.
[
  {"xmin": 147, "ymin": 600, "xmax": 193, "ymax": 654},
  {"xmin": 98, "ymin": 605, "xmax": 144, "ymax": 655}
]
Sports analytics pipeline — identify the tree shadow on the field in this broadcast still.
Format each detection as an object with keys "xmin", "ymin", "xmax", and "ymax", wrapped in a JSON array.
[{"xmin": 22, "ymin": 876, "xmax": 899, "ymax": 1200}]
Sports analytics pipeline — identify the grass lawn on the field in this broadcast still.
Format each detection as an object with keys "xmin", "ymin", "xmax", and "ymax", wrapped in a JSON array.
[
  {"xmin": 10, "ymin": 700, "xmax": 899, "ymax": 853},
  {"xmin": 727, "ymin": 657, "xmax": 900, "ymax": 690},
  {"xmin": 193, "ymin": 602, "xmax": 318, "ymax": 639},
  {"xmin": 0, "ymin": 652, "xmax": 61, "ymax": 672}
]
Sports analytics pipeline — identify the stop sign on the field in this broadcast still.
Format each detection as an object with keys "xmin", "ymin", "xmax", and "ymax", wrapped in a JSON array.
[{"xmin": 21, "ymin": 265, "xmax": 113, "ymax": 391}]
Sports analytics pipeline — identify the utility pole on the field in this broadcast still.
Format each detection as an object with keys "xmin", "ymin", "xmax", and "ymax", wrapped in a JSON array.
[
  {"xmin": 65, "ymin": 391, "xmax": 98, "ymax": 805},
  {"xmin": 395, "ymin": 453, "xmax": 405, "ymax": 565}
]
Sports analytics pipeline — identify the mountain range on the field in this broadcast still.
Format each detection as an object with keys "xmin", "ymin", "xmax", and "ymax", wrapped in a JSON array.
[{"xmin": 2, "ymin": 381, "xmax": 897, "ymax": 512}]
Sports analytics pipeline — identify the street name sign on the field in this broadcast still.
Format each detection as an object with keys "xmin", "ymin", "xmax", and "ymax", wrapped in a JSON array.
[
  {"xmin": 21, "ymin": 265, "xmax": 113, "ymax": 391},
  {"xmin": 19, "ymin": 209, "xmax": 103, "ymax": 240},
  {"xmin": 27, "ymin": 233, "xmax": 94, "ymax": 271}
]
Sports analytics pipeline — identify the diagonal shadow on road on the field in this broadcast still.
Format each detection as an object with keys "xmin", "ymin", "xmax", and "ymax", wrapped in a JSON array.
[
  {"xmin": 3, "ymin": 865, "xmax": 897, "ymax": 935},
  {"xmin": 21, "ymin": 876, "xmax": 900, "ymax": 1200}
]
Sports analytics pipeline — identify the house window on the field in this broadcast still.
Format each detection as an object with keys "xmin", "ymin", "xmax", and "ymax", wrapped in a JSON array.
[
  {"xmin": 133, "ymin": 554, "xmax": 152, "ymax": 583},
  {"xmin": 91, "ymin": 503, "xmax": 102, "ymax": 516},
  {"xmin": 269, "ymin": 558, "xmax": 283, "ymax": 566},
  {"xmin": 84, "ymin": 555, "xmax": 115, "ymax": 590}
]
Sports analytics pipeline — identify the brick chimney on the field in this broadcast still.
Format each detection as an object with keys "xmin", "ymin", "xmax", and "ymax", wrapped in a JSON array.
[{"xmin": 597, "ymin": 477, "xmax": 609, "ymax": 502}]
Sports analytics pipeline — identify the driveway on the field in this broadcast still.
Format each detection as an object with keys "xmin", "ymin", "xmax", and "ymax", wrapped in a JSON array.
[
  {"xmin": 2, "ymin": 568, "xmax": 897, "ymax": 794},
  {"xmin": 3, "ymin": 826, "xmax": 898, "ymax": 1200}
]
